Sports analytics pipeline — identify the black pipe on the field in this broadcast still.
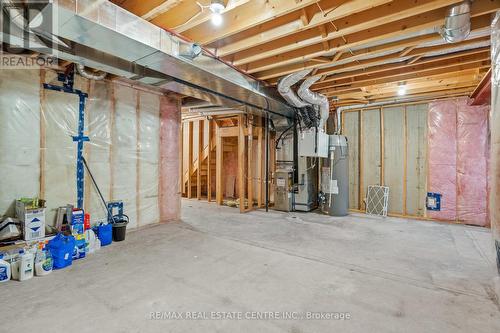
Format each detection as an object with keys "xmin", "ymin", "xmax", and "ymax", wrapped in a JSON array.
[
  {"xmin": 82, "ymin": 156, "xmax": 114, "ymax": 221},
  {"xmin": 265, "ymin": 115, "xmax": 269, "ymax": 212}
]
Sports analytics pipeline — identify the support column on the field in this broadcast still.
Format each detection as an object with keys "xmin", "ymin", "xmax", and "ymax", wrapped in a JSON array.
[{"xmin": 159, "ymin": 94, "xmax": 181, "ymax": 222}]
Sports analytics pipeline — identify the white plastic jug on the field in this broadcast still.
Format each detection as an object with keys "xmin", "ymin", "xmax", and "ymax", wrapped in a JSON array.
[
  {"xmin": 0, "ymin": 256, "xmax": 10, "ymax": 283},
  {"xmin": 19, "ymin": 252, "xmax": 34, "ymax": 281}
]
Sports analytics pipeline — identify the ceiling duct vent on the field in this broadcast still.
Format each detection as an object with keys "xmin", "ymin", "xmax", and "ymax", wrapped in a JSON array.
[{"xmin": 440, "ymin": 0, "xmax": 471, "ymax": 43}]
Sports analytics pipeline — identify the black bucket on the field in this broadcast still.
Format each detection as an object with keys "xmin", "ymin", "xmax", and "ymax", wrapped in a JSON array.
[{"xmin": 112, "ymin": 214, "xmax": 129, "ymax": 242}]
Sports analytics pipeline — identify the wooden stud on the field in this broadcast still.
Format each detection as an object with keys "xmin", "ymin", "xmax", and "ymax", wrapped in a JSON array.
[
  {"xmin": 197, "ymin": 119, "xmax": 203, "ymax": 200},
  {"xmin": 207, "ymin": 119, "xmax": 212, "ymax": 202},
  {"xmin": 380, "ymin": 107, "xmax": 385, "ymax": 186},
  {"xmin": 179, "ymin": 119, "xmax": 184, "ymax": 195},
  {"xmin": 109, "ymin": 82, "xmax": 116, "ymax": 200},
  {"xmin": 39, "ymin": 69, "xmax": 46, "ymax": 199},
  {"xmin": 187, "ymin": 121, "xmax": 193, "ymax": 199},
  {"xmin": 403, "ymin": 105, "xmax": 408, "ymax": 215},
  {"xmin": 300, "ymin": 8, "xmax": 310, "ymax": 26},
  {"xmin": 135, "ymin": 90, "xmax": 141, "ymax": 227},
  {"xmin": 359, "ymin": 109, "xmax": 364, "ymax": 211},
  {"xmin": 216, "ymin": 123, "xmax": 223, "ymax": 205},
  {"xmin": 238, "ymin": 115, "xmax": 245, "ymax": 213},
  {"xmin": 257, "ymin": 122, "xmax": 263, "ymax": 208},
  {"xmin": 247, "ymin": 118, "xmax": 253, "ymax": 211}
]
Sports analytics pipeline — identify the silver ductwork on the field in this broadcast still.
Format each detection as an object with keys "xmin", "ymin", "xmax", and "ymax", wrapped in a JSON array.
[
  {"xmin": 76, "ymin": 63, "xmax": 107, "ymax": 81},
  {"xmin": 277, "ymin": 69, "xmax": 311, "ymax": 108},
  {"xmin": 298, "ymin": 76, "xmax": 330, "ymax": 129},
  {"xmin": 2, "ymin": 1, "xmax": 292, "ymax": 119},
  {"xmin": 441, "ymin": 0, "xmax": 471, "ymax": 43}
]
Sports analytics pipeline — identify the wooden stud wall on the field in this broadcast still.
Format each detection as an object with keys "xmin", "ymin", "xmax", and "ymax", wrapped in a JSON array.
[{"xmin": 343, "ymin": 101, "xmax": 429, "ymax": 219}]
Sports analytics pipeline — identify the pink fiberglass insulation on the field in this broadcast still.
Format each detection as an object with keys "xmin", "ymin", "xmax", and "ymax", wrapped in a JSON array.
[
  {"xmin": 456, "ymin": 98, "xmax": 489, "ymax": 226},
  {"xmin": 428, "ymin": 100, "xmax": 457, "ymax": 221},
  {"xmin": 428, "ymin": 98, "xmax": 489, "ymax": 225},
  {"xmin": 159, "ymin": 95, "xmax": 181, "ymax": 222}
]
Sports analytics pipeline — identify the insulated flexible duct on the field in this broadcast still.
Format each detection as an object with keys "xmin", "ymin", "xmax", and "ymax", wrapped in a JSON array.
[
  {"xmin": 441, "ymin": 0, "xmax": 471, "ymax": 43},
  {"xmin": 277, "ymin": 69, "xmax": 312, "ymax": 108},
  {"xmin": 297, "ymin": 76, "xmax": 330, "ymax": 130},
  {"xmin": 76, "ymin": 63, "xmax": 107, "ymax": 81}
]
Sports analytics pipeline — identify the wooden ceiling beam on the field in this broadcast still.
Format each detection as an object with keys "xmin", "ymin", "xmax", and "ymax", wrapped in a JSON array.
[
  {"xmin": 326, "ymin": 71, "xmax": 484, "ymax": 95},
  {"xmin": 215, "ymin": 0, "xmax": 390, "ymax": 56},
  {"xmin": 316, "ymin": 61, "xmax": 490, "ymax": 93},
  {"xmin": 333, "ymin": 87, "xmax": 472, "ymax": 106},
  {"xmin": 250, "ymin": 2, "xmax": 496, "ymax": 77},
  {"xmin": 314, "ymin": 49, "xmax": 490, "ymax": 91},
  {"xmin": 229, "ymin": 0, "xmax": 463, "ymax": 65},
  {"xmin": 141, "ymin": 0, "xmax": 183, "ymax": 21},
  {"xmin": 312, "ymin": 39, "xmax": 490, "ymax": 86},
  {"xmin": 178, "ymin": 0, "xmax": 328, "ymax": 46},
  {"xmin": 262, "ymin": 16, "xmax": 491, "ymax": 83}
]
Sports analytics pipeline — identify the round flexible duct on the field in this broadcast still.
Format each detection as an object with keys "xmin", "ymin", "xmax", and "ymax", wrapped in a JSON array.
[
  {"xmin": 441, "ymin": 0, "xmax": 471, "ymax": 43},
  {"xmin": 76, "ymin": 64, "xmax": 107, "ymax": 81},
  {"xmin": 297, "ymin": 76, "xmax": 330, "ymax": 130},
  {"xmin": 277, "ymin": 69, "xmax": 312, "ymax": 108}
]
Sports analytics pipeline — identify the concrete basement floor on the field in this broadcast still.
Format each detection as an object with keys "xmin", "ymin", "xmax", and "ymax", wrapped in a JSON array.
[{"xmin": 2, "ymin": 199, "xmax": 500, "ymax": 333}]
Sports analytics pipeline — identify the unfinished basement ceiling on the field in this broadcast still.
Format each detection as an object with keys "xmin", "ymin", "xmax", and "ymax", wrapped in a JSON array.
[{"xmin": 111, "ymin": 0, "xmax": 499, "ymax": 106}]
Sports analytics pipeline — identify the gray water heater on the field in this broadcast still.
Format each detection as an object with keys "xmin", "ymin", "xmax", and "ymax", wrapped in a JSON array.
[{"xmin": 321, "ymin": 135, "xmax": 349, "ymax": 216}]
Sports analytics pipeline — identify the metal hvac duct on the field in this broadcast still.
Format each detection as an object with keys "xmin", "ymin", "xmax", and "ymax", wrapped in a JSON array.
[
  {"xmin": 3, "ymin": 1, "xmax": 293, "ymax": 119},
  {"xmin": 297, "ymin": 76, "xmax": 330, "ymax": 129},
  {"xmin": 441, "ymin": 0, "xmax": 471, "ymax": 43},
  {"xmin": 277, "ymin": 69, "xmax": 312, "ymax": 108}
]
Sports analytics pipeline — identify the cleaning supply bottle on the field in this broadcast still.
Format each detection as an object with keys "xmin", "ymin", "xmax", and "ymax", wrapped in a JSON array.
[
  {"xmin": 18, "ymin": 249, "xmax": 34, "ymax": 281},
  {"xmin": 10, "ymin": 250, "xmax": 21, "ymax": 280},
  {"xmin": 35, "ymin": 244, "xmax": 53, "ymax": 276},
  {"xmin": 0, "ymin": 254, "xmax": 11, "ymax": 283}
]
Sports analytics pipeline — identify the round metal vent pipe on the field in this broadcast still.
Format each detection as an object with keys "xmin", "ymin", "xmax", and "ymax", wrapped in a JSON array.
[{"xmin": 441, "ymin": 0, "xmax": 471, "ymax": 43}]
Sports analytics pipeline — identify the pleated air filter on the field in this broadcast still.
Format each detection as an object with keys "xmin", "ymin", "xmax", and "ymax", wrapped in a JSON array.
[{"xmin": 366, "ymin": 185, "xmax": 390, "ymax": 217}]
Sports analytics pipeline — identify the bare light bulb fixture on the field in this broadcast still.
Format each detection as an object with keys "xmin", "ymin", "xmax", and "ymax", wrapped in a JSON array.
[
  {"xmin": 209, "ymin": 0, "xmax": 225, "ymax": 26},
  {"xmin": 397, "ymin": 84, "xmax": 407, "ymax": 96}
]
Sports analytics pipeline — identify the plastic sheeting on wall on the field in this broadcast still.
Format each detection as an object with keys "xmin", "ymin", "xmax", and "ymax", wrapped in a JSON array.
[
  {"xmin": 0, "ymin": 70, "xmax": 41, "ymax": 217},
  {"xmin": 0, "ymin": 68, "xmax": 171, "ymax": 230},
  {"xmin": 361, "ymin": 109, "xmax": 381, "ymax": 209},
  {"xmin": 343, "ymin": 111, "xmax": 359, "ymax": 209},
  {"xmin": 382, "ymin": 106, "xmax": 405, "ymax": 214},
  {"xmin": 405, "ymin": 104, "xmax": 428, "ymax": 217},
  {"xmin": 428, "ymin": 98, "xmax": 489, "ymax": 226}
]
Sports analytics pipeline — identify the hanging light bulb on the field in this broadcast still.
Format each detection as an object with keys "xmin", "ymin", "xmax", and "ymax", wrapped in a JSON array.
[
  {"xmin": 397, "ymin": 84, "xmax": 407, "ymax": 96},
  {"xmin": 209, "ymin": 0, "xmax": 225, "ymax": 26},
  {"xmin": 209, "ymin": 0, "xmax": 225, "ymax": 14},
  {"xmin": 211, "ymin": 12, "xmax": 223, "ymax": 26}
]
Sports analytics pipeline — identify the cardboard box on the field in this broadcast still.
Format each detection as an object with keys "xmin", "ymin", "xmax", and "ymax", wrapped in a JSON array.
[{"xmin": 15, "ymin": 200, "xmax": 46, "ymax": 241}]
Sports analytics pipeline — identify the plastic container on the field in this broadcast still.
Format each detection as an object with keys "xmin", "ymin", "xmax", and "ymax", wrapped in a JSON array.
[
  {"xmin": 19, "ymin": 251, "xmax": 34, "ymax": 281},
  {"xmin": 0, "ymin": 254, "xmax": 11, "ymax": 283},
  {"xmin": 93, "ymin": 224, "xmax": 112, "ymax": 246},
  {"xmin": 112, "ymin": 215, "xmax": 129, "ymax": 242},
  {"xmin": 84, "ymin": 213, "xmax": 90, "ymax": 230},
  {"xmin": 47, "ymin": 234, "xmax": 75, "ymax": 269},
  {"xmin": 35, "ymin": 246, "xmax": 53, "ymax": 276}
]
